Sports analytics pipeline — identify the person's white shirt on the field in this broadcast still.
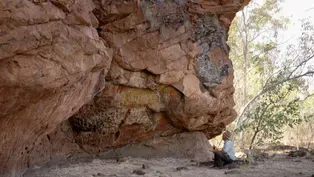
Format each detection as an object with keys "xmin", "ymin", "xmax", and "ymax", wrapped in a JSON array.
[{"xmin": 223, "ymin": 140, "xmax": 235, "ymax": 160}]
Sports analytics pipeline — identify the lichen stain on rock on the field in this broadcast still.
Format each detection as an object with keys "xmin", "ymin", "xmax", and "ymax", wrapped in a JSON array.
[{"xmin": 120, "ymin": 88, "xmax": 161, "ymax": 109}]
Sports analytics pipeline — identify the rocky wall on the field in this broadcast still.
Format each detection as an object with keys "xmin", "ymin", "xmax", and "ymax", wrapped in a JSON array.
[
  {"xmin": 69, "ymin": 0, "xmax": 246, "ymax": 154},
  {"xmin": 0, "ymin": 0, "xmax": 249, "ymax": 176}
]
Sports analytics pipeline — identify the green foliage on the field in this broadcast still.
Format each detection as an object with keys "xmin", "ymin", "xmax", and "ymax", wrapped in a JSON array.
[
  {"xmin": 236, "ymin": 83, "xmax": 303, "ymax": 148},
  {"xmin": 228, "ymin": 0, "xmax": 314, "ymax": 148},
  {"xmin": 228, "ymin": 0, "xmax": 290, "ymax": 119},
  {"xmin": 228, "ymin": 0, "xmax": 290, "ymax": 107}
]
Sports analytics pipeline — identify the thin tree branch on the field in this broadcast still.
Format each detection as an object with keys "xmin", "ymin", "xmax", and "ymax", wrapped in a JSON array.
[{"xmin": 237, "ymin": 70, "xmax": 314, "ymax": 127}]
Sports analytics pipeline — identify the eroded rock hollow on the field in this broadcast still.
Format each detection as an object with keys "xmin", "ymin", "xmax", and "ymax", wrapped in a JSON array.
[{"xmin": 0, "ymin": 0, "xmax": 249, "ymax": 176}]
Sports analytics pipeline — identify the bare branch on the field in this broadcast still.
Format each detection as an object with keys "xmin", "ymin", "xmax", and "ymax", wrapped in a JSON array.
[
  {"xmin": 302, "ymin": 93, "xmax": 314, "ymax": 101},
  {"xmin": 237, "ymin": 70, "xmax": 314, "ymax": 128},
  {"xmin": 288, "ymin": 53, "xmax": 314, "ymax": 78}
]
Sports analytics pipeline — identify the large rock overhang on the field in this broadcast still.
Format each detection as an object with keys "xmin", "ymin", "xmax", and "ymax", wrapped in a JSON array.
[{"xmin": 0, "ymin": 0, "xmax": 250, "ymax": 176}]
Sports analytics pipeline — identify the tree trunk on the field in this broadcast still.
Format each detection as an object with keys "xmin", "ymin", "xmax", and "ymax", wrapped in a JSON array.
[
  {"xmin": 249, "ymin": 118, "xmax": 262, "ymax": 149},
  {"xmin": 249, "ymin": 129, "xmax": 259, "ymax": 149},
  {"xmin": 239, "ymin": 10, "xmax": 249, "ymax": 149}
]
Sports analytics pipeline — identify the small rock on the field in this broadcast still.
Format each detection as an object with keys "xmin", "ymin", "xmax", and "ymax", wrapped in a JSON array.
[
  {"xmin": 159, "ymin": 174, "xmax": 172, "ymax": 177},
  {"xmin": 176, "ymin": 166, "xmax": 189, "ymax": 171},
  {"xmin": 311, "ymin": 174, "xmax": 314, "ymax": 177},
  {"xmin": 288, "ymin": 150, "xmax": 307, "ymax": 157},
  {"xmin": 198, "ymin": 161, "xmax": 214, "ymax": 166},
  {"xmin": 133, "ymin": 169, "xmax": 145, "ymax": 175},
  {"xmin": 156, "ymin": 170, "xmax": 163, "ymax": 174},
  {"xmin": 116, "ymin": 157, "xmax": 127, "ymax": 163},
  {"xmin": 245, "ymin": 149, "xmax": 269, "ymax": 161},
  {"xmin": 142, "ymin": 164, "xmax": 149, "ymax": 169},
  {"xmin": 224, "ymin": 169, "xmax": 241, "ymax": 174},
  {"xmin": 299, "ymin": 147, "xmax": 309, "ymax": 152},
  {"xmin": 92, "ymin": 173, "xmax": 105, "ymax": 177},
  {"xmin": 156, "ymin": 170, "xmax": 162, "ymax": 174},
  {"xmin": 226, "ymin": 163, "xmax": 240, "ymax": 169},
  {"xmin": 294, "ymin": 160, "xmax": 302, "ymax": 162},
  {"xmin": 108, "ymin": 175, "xmax": 117, "ymax": 177}
]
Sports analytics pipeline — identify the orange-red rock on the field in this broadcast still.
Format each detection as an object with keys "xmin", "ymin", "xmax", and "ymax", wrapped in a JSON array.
[{"xmin": 0, "ymin": 0, "xmax": 250, "ymax": 176}]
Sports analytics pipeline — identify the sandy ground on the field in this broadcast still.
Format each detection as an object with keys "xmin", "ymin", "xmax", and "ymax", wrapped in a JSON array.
[{"xmin": 23, "ymin": 154, "xmax": 314, "ymax": 177}]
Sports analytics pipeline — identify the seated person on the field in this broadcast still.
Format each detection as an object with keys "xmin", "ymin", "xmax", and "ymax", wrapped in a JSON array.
[{"xmin": 213, "ymin": 130, "xmax": 235, "ymax": 167}]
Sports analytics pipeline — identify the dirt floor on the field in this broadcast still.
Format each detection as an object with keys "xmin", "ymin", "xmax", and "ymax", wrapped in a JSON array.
[{"xmin": 23, "ymin": 154, "xmax": 314, "ymax": 177}]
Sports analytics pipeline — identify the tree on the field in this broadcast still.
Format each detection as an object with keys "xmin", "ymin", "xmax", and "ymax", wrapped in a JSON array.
[
  {"xmin": 237, "ymin": 19, "xmax": 314, "ymax": 130},
  {"xmin": 228, "ymin": 0, "xmax": 290, "ymax": 148},
  {"xmin": 228, "ymin": 0, "xmax": 314, "ymax": 148},
  {"xmin": 286, "ymin": 94, "xmax": 314, "ymax": 148},
  {"xmin": 239, "ymin": 83, "xmax": 302, "ymax": 149}
]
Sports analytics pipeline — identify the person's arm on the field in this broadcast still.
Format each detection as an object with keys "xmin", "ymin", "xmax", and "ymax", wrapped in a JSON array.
[{"xmin": 212, "ymin": 145, "xmax": 221, "ymax": 152}]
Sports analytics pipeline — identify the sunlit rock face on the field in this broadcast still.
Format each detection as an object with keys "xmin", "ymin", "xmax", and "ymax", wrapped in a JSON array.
[
  {"xmin": 70, "ymin": 0, "xmax": 244, "ymax": 153},
  {"xmin": 0, "ymin": 0, "xmax": 249, "ymax": 176}
]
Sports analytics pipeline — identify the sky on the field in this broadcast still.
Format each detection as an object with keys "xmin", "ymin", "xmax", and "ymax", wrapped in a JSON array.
[
  {"xmin": 241, "ymin": 0, "xmax": 314, "ymax": 92},
  {"xmin": 280, "ymin": 0, "xmax": 314, "ymax": 41},
  {"xmin": 281, "ymin": 0, "xmax": 314, "ymax": 92}
]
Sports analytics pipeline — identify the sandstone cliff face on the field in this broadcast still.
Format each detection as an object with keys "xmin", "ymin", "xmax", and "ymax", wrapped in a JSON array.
[
  {"xmin": 0, "ymin": 0, "xmax": 249, "ymax": 176},
  {"xmin": 69, "ymin": 0, "xmax": 245, "ymax": 154}
]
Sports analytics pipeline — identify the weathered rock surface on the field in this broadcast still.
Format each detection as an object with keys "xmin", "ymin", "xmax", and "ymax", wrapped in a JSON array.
[
  {"xmin": 0, "ymin": 0, "xmax": 250, "ymax": 176},
  {"xmin": 69, "ymin": 0, "xmax": 243, "ymax": 154},
  {"xmin": 0, "ymin": 0, "xmax": 112, "ymax": 176},
  {"xmin": 101, "ymin": 131, "xmax": 214, "ymax": 162}
]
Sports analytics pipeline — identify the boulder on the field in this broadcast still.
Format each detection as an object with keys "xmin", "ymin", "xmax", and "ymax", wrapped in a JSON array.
[{"xmin": 100, "ymin": 132, "xmax": 214, "ymax": 162}]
